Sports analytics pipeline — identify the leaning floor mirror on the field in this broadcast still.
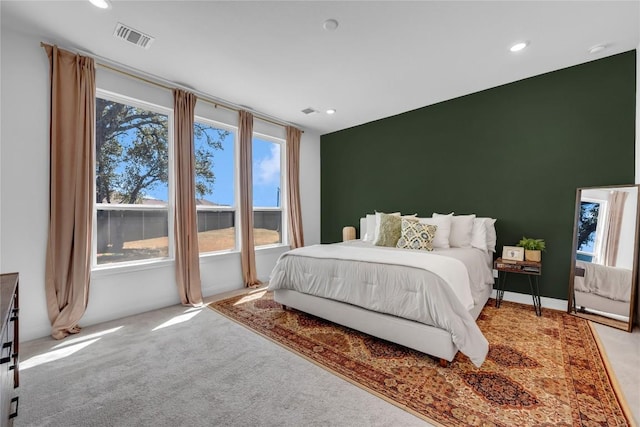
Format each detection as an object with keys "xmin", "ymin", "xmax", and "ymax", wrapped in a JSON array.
[{"xmin": 568, "ymin": 185, "xmax": 640, "ymax": 331}]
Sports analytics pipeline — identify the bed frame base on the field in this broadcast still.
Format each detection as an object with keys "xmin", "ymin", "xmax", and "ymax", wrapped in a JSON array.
[{"xmin": 273, "ymin": 287, "xmax": 491, "ymax": 364}]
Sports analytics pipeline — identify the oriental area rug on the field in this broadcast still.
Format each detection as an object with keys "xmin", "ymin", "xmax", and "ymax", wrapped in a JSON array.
[{"xmin": 208, "ymin": 291, "xmax": 634, "ymax": 427}]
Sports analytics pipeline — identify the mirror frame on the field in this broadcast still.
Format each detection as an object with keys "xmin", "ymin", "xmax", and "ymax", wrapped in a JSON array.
[{"xmin": 568, "ymin": 184, "xmax": 640, "ymax": 332}]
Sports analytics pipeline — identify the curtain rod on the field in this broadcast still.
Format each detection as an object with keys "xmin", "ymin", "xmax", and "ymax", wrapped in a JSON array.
[{"xmin": 41, "ymin": 42, "xmax": 302, "ymax": 132}]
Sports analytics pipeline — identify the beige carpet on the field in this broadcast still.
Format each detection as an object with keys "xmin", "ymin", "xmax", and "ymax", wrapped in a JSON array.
[{"xmin": 210, "ymin": 291, "xmax": 635, "ymax": 427}]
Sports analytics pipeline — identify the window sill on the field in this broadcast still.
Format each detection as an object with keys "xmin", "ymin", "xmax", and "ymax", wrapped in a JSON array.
[
  {"xmin": 91, "ymin": 258, "xmax": 175, "ymax": 278},
  {"xmin": 255, "ymin": 243, "xmax": 290, "ymax": 253}
]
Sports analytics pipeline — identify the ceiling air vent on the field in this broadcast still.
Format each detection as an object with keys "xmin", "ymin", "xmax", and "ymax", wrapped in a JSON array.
[
  {"xmin": 113, "ymin": 23, "xmax": 154, "ymax": 49},
  {"xmin": 301, "ymin": 108, "xmax": 318, "ymax": 115}
]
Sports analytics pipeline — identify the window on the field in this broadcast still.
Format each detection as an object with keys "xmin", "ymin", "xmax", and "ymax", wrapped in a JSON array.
[
  {"xmin": 194, "ymin": 120, "xmax": 236, "ymax": 254},
  {"xmin": 252, "ymin": 135, "xmax": 284, "ymax": 246},
  {"xmin": 94, "ymin": 92, "xmax": 172, "ymax": 266},
  {"xmin": 577, "ymin": 199, "xmax": 607, "ymax": 263}
]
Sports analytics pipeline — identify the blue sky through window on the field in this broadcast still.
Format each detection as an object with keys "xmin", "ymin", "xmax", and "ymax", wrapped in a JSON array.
[
  {"xmin": 194, "ymin": 124, "xmax": 234, "ymax": 206},
  {"xmin": 139, "ymin": 130, "xmax": 280, "ymax": 208},
  {"xmin": 252, "ymin": 137, "xmax": 281, "ymax": 208}
]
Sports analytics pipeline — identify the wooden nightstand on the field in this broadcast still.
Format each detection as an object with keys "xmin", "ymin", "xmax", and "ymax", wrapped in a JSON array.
[{"xmin": 494, "ymin": 257, "xmax": 542, "ymax": 316}]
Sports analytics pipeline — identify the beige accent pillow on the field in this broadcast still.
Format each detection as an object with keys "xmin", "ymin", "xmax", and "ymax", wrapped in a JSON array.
[
  {"xmin": 373, "ymin": 211, "xmax": 400, "ymax": 243},
  {"xmin": 396, "ymin": 219, "xmax": 437, "ymax": 251},
  {"xmin": 374, "ymin": 213, "xmax": 402, "ymax": 247}
]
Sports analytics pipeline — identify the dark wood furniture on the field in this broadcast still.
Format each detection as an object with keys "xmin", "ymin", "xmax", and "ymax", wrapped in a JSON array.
[
  {"xmin": 494, "ymin": 258, "xmax": 542, "ymax": 316},
  {"xmin": 1, "ymin": 273, "xmax": 19, "ymax": 426}
]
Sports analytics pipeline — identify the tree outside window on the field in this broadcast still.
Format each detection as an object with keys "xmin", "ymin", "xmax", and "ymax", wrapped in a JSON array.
[{"xmin": 94, "ymin": 95, "xmax": 225, "ymax": 265}]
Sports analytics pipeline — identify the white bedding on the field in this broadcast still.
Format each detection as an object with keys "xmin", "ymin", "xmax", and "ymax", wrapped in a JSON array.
[
  {"xmin": 575, "ymin": 260, "xmax": 632, "ymax": 302},
  {"xmin": 267, "ymin": 241, "xmax": 492, "ymax": 367}
]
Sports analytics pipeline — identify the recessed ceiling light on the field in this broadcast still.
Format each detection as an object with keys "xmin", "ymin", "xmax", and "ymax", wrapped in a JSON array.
[
  {"xmin": 326, "ymin": 109, "xmax": 336, "ymax": 115},
  {"xmin": 323, "ymin": 19, "xmax": 339, "ymax": 31},
  {"xmin": 589, "ymin": 44, "xmax": 607, "ymax": 54},
  {"xmin": 510, "ymin": 42, "xmax": 528, "ymax": 52},
  {"xmin": 89, "ymin": 0, "xmax": 111, "ymax": 9}
]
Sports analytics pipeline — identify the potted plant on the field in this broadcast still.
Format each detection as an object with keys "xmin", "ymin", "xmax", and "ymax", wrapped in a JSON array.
[{"xmin": 517, "ymin": 237, "xmax": 546, "ymax": 262}]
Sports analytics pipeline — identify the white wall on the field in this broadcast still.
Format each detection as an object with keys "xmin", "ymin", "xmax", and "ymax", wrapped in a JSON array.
[{"xmin": 0, "ymin": 28, "xmax": 321, "ymax": 341}]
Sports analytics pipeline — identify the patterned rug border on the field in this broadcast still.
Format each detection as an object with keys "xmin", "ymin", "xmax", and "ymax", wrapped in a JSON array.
[
  {"xmin": 586, "ymin": 322, "xmax": 636, "ymax": 426},
  {"xmin": 207, "ymin": 291, "xmax": 447, "ymax": 426},
  {"xmin": 207, "ymin": 290, "xmax": 635, "ymax": 427}
]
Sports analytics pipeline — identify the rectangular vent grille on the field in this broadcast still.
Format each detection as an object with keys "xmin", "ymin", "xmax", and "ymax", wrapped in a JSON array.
[
  {"xmin": 301, "ymin": 108, "xmax": 318, "ymax": 115},
  {"xmin": 113, "ymin": 23, "xmax": 154, "ymax": 49}
]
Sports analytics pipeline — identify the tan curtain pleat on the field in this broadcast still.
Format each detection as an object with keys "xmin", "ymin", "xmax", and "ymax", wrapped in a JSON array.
[
  {"xmin": 603, "ymin": 191, "xmax": 629, "ymax": 266},
  {"xmin": 173, "ymin": 89, "xmax": 203, "ymax": 305},
  {"xmin": 42, "ymin": 44, "xmax": 95, "ymax": 340},
  {"xmin": 286, "ymin": 126, "xmax": 304, "ymax": 249},
  {"xmin": 239, "ymin": 111, "xmax": 261, "ymax": 287}
]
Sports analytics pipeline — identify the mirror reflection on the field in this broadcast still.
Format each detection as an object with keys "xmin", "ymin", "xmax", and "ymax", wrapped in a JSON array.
[{"xmin": 569, "ymin": 185, "xmax": 639, "ymax": 331}]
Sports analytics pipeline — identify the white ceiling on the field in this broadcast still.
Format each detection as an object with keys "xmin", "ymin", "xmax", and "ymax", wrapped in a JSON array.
[{"xmin": 2, "ymin": 1, "xmax": 639, "ymax": 135}]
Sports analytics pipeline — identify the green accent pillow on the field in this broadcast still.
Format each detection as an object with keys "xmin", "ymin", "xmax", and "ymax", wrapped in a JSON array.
[
  {"xmin": 374, "ymin": 213, "xmax": 402, "ymax": 247},
  {"xmin": 396, "ymin": 219, "xmax": 437, "ymax": 251}
]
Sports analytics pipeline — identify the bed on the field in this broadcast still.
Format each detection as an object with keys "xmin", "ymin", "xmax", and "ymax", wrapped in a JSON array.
[
  {"xmin": 573, "ymin": 260, "xmax": 632, "ymax": 319},
  {"xmin": 267, "ymin": 215, "xmax": 495, "ymax": 367}
]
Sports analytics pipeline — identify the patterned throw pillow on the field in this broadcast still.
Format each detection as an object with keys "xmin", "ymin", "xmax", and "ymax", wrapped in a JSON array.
[
  {"xmin": 396, "ymin": 219, "xmax": 437, "ymax": 251},
  {"xmin": 374, "ymin": 213, "xmax": 403, "ymax": 247}
]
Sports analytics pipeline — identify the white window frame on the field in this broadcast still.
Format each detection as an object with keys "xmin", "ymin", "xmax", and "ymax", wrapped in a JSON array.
[
  {"xmin": 193, "ymin": 116, "xmax": 240, "ymax": 256},
  {"xmin": 92, "ymin": 89, "xmax": 175, "ymax": 271},
  {"xmin": 252, "ymin": 132, "xmax": 287, "ymax": 249}
]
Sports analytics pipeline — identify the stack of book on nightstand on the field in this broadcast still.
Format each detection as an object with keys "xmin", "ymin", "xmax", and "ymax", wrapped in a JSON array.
[{"xmin": 494, "ymin": 258, "xmax": 541, "ymax": 274}]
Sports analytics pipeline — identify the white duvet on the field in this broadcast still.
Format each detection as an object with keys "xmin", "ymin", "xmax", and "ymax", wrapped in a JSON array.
[
  {"xmin": 575, "ymin": 260, "xmax": 632, "ymax": 302},
  {"xmin": 267, "ymin": 241, "xmax": 491, "ymax": 367}
]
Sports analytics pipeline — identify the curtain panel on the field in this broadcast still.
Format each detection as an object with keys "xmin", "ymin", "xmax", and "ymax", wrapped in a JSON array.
[
  {"xmin": 286, "ymin": 126, "xmax": 304, "ymax": 249},
  {"xmin": 603, "ymin": 190, "xmax": 629, "ymax": 266},
  {"xmin": 238, "ymin": 111, "xmax": 261, "ymax": 287},
  {"xmin": 42, "ymin": 44, "xmax": 95, "ymax": 340},
  {"xmin": 173, "ymin": 89, "xmax": 203, "ymax": 305}
]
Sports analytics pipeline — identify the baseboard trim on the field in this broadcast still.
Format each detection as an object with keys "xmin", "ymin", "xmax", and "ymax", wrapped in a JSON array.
[{"xmin": 491, "ymin": 289, "xmax": 567, "ymax": 311}]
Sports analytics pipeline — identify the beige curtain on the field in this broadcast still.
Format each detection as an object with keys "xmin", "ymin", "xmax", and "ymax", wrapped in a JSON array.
[
  {"xmin": 42, "ymin": 44, "xmax": 95, "ymax": 340},
  {"xmin": 603, "ymin": 190, "xmax": 629, "ymax": 266},
  {"xmin": 239, "ymin": 111, "xmax": 261, "ymax": 287},
  {"xmin": 173, "ymin": 89, "xmax": 203, "ymax": 305},
  {"xmin": 286, "ymin": 126, "xmax": 304, "ymax": 249}
]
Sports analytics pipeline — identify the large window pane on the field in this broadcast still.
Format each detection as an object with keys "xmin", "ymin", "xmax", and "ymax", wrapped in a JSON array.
[
  {"xmin": 95, "ymin": 96, "xmax": 170, "ymax": 265},
  {"xmin": 96, "ymin": 209, "xmax": 169, "ymax": 265},
  {"xmin": 194, "ymin": 122, "xmax": 235, "ymax": 253},
  {"xmin": 252, "ymin": 137, "xmax": 283, "ymax": 246},
  {"xmin": 96, "ymin": 98, "xmax": 169, "ymax": 205},
  {"xmin": 253, "ymin": 210, "xmax": 282, "ymax": 246},
  {"xmin": 196, "ymin": 210, "xmax": 235, "ymax": 253},
  {"xmin": 252, "ymin": 138, "xmax": 281, "ymax": 208}
]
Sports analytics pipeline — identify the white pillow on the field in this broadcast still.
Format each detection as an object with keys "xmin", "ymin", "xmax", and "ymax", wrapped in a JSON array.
[
  {"xmin": 417, "ymin": 216, "xmax": 451, "ymax": 249},
  {"xmin": 470, "ymin": 218, "xmax": 488, "ymax": 251},
  {"xmin": 363, "ymin": 214, "xmax": 376, "ymax": 242},
  {"xmin": 479, "ymin": 217, "xmax": 497, "ymax": 252},
  {"xmin": 433, "ymin": 213, "xmax": 476, "ymax": 248},
  {"xmin": 374, "ymin": 212, "xmax": 400, "ymax": 243}
]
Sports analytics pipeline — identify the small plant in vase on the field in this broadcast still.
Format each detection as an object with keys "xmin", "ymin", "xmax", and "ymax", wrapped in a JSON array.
[{"xmin": 517, "ymin": 237, "xmax": 546, "ymax": 262}]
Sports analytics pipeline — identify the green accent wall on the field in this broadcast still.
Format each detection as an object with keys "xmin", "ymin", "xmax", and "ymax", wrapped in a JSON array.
[{"xmin": 320, "ymin": 51, "xmax": 636, "ymax": 300}]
